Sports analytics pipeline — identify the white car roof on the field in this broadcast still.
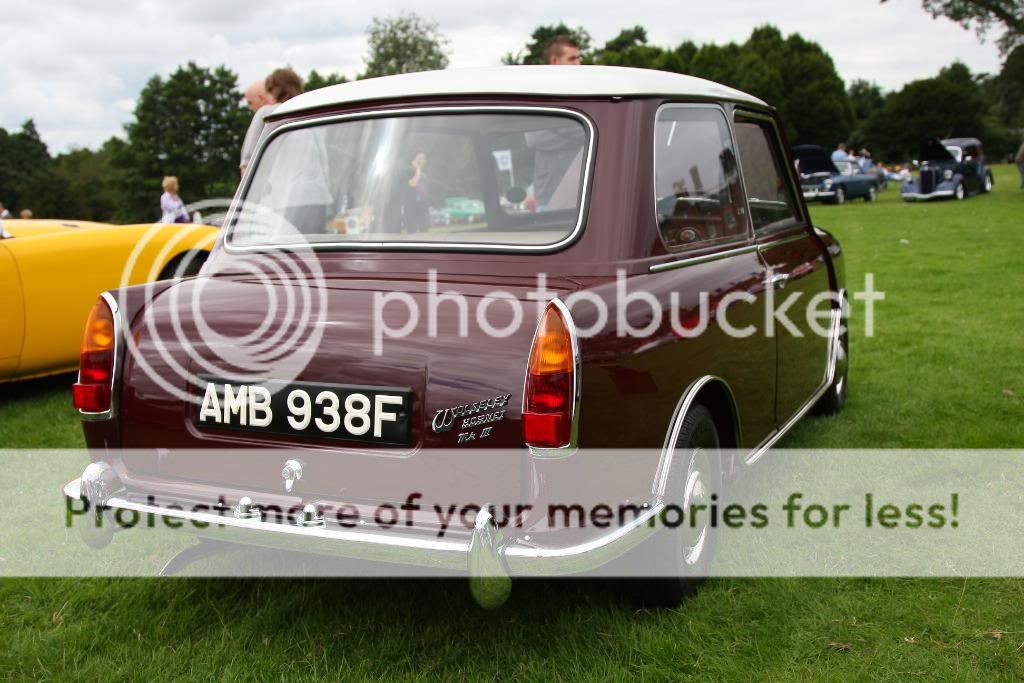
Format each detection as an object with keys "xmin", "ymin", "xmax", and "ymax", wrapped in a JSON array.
[{"xmin": 273, "ymin": 65, "xmax": 768, "ymax": 116}]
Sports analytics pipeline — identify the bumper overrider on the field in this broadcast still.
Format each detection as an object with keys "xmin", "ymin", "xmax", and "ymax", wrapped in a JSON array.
[{"xmin": 63, "ymin": 463, "xmax": 663, "ymax": 608}]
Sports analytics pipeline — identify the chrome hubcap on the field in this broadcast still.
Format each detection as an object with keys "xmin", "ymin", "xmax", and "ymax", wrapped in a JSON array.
[{"xmin": 681, "ymin": 451, "xmax": 709, "ymax": 566}]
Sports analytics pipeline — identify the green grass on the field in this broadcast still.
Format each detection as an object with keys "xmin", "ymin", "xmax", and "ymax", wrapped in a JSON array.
[{"xmin": 2, "ymin": 166, "xmax": 1023, "ymax": 681}]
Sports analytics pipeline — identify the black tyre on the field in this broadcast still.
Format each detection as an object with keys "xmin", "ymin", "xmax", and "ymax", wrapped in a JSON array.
[
  {"xmin": 158, "ymin": 251, "xmax": 208, "ymax": 280},
  {"xmin": 954, "ymin": 182, "xmax": 966, "ymax": 201},
  {"xmin": 983, "ymin": 172, "xmax": 994, "ymax": 193},
  {"xmin": 833, "ymin": 186, "xmax": 846, "ymax": 205},
  {"xmin": 629, "ymin": 404, "xmax": 723, "ymax": 607},
  {"xmin": 865, "ymin": 185, "xmax": 877, "ymax": 203}
]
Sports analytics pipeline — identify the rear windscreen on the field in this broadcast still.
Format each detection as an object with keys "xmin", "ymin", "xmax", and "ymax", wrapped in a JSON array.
[{"xmin": 228, "ymin": 111, "xmax": 591, "ymax": 250}]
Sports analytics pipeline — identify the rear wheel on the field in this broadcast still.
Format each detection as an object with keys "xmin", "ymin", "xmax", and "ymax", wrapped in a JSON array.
[
  {"xmin": 865, "ymin": 185, "xmax": 877, "ymax": 202},
  {"xmin": 833, "ymin": 186, "xmax": 846, "ymax": 205},
  {"xmin": 954, "ymin": 182, "xmax": 966, "ymax": 201},
  {"xmin": 628, "ymin": 404, "xmax": 723, "ymax": 607},
  {"xmin": 983, "ymin": 172, "xmax": 994, "ymax": 193}
]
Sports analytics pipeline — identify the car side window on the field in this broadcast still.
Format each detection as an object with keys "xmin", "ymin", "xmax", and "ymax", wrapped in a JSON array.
[
  {"xmin": 734, "ymin": 118, "xmax": 801, "ymax": 234},
  {"xmin": 653, "ymin": 106, "xmax": 748, "ymax": 251}
]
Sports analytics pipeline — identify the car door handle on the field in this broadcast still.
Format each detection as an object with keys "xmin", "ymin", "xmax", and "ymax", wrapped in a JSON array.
[{"xmin": 768, "ymin": 272, "xmax": 790, "ymax": 289}]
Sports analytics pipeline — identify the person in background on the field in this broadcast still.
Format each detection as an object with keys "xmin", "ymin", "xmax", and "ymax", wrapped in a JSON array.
[
  {"xmin": 543, "ymin": 35, "xmax": 582, "ymax": 65},
  {"xmin": 0, "ymin": 203, "xmax": 10, "ymax": 219},
  {"xmin": 19, "ymin": 209, "xmax": 33, "ymax": 219},
  {"xmin": 160, "ymin": 176, "xmax": 189, "ymax": 223},
  {"xmin": 831, "ymin": 142, "xmax": 848, "ymax": 163},
  {"xmin": 244, "ymin": 79, "xmax": 272, "ymax": 113},
  {"xmin": 240, "ymin": 77, "xmax": 277, "ymax": 177},
  {"xmin": 858, "ymin": 148, "xmax": 874, "ymax": 172},
  {"xmin": 0, "ymin": 216, "xmax": 9, "ymax": 239},
  {"xmin": 240, "ymin": 68, "xmax": 304, "ymax": 177},
  {"xmin": 1015, "ymin": 138, "xmax": 1024, "ymax": 189}
]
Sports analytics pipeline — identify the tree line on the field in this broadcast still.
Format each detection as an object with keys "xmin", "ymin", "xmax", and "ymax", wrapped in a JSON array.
[{"xmin": 1, "ymin": 12, "xmax": 1021, "ymax": 223}]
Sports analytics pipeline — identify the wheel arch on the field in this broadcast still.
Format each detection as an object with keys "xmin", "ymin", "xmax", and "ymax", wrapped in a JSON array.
[
  {"xmin": 652, "ymin": 375, "xmax": 741, "ymax": 497},
  {"xmin": 158, "ymin": 249, "xmax": 209, "ymax": 280}
]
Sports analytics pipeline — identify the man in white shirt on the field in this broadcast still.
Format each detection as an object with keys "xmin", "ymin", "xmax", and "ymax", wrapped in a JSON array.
[{"xmin": 240, "ymin": 78, "xmax": 277, "ymax": 177}]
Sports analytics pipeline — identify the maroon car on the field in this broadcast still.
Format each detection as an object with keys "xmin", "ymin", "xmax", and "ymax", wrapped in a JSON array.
[{"xmin": 65, "ymin": 66, "xmax": 847, "ymax": 607}]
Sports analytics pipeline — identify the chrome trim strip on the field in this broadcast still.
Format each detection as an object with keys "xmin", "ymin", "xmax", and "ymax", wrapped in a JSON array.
[
  {"xmin": 802, "ymin": 190, "xmax": 836, "ymax": 199},
  {"xmin": 648, "ymin": 243, "xmax": 757, "ymax": 273},
  {"xmin": 524, "ymin": 298, "xmax": 582, "ymax": 458},
  {"xmin": 651, "ymin": 375, "xmax": 741, "ymax": 497},
  {"xmin": 757, "ymin": 232, "xmax": 809, "ymax": 251},
  {"xmin": 77, "ymin": 291, "xmax": 123, "ymax": 421},
  {"xmin": 744, "ymin": 288, "xmax": 846, "ymax": 465},
  {"xmin": 222, "ymin": 105, "xmax": 596, "ymax": 254}
]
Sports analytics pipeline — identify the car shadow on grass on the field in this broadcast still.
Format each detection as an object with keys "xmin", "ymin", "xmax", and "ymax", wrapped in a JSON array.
[{"xmin": 0, "ymin": 372, "xmax": 76, "ymax": 406}]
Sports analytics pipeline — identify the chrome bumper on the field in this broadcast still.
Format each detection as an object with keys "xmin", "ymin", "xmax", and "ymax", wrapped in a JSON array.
[
  {"xmin": 64, "ymin": 466, "xmax": 661, "ymax": 581},
  {"xmin": 802, "ymin": 190, "xmax": 836, "ymax": 200},
  {"xmin": 902, "ymin": 190, "xmax": 954, "ymax": 200}
]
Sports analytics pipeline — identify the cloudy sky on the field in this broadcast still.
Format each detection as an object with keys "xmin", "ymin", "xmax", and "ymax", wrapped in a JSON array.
[{"xmin": 1, "ymin": 0, "xmax": 1004, "ymax": 153}]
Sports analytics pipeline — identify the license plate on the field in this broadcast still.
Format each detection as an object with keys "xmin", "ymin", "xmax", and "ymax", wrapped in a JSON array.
[{"xmin": 194, "ymin": 377, "xmax": 412, "ymax": 445}]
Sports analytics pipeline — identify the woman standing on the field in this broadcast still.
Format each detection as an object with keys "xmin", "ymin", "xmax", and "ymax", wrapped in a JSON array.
[{"xmin": 160, "ymin": 176, "xmax": 189, "ymax": 223}]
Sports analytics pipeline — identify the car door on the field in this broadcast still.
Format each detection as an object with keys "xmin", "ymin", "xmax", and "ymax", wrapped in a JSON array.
[
  {"xmin": 0, "ymin": 241, "xmax": 26, "ymax": 379},
  {"xmin": 733, "ymin": 111, "xmax": 833, "ymax": 426},
  {"xmin": 646, "ymin": 103, "xmax": 776, "ymax": 445}
]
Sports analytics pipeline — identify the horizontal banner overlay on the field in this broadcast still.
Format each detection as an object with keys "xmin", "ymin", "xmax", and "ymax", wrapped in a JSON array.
[{"xmin": 3, "ymin": 449, "xmax": 1023, "ymax": 578}]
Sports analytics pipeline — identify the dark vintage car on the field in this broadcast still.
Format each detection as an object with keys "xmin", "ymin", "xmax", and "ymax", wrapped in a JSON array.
[
  {"xmin": 902, "ymin": 137, "xmax": 994, "ymax": 201},
  {"xmin": 793, "ymin": 144, "xmax": 880, "ymax": 204},
  {"xmin": 64, "ymin": 66, "xmax": 847, "ymax": 607}
]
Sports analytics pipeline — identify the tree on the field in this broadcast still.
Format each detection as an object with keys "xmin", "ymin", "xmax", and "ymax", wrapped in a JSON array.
[
  {"xmin": 848, "ymin": 80, "xmax": 886, "ymax": 128},
  {"xmin": 859, "ymin": 62, "xmax": 1006, "ymax": 159},
  {"xmin": 0, "ymin": 120, "xmax": 52, "ymax": 213},
  {"xmin": 596, "ymin": 25, "xmax": 853, "ymax": 148},
  {"xmin": 363, "ymin": 13, "xmax": 449, "ymax": 78},
  {"xmin": 111, "ymin": 62, "xmax": 249, "ymax": 222},
  {"xmin": 502, "ymin": 23, "xmax": 593, "ymax": 65},
  {"xmin": 21, "ymin": 145, "xmax": 117, "ymax": 221},
  {"xmin": 601, "ymin": 26, "xmax": 647, "ymax": 54},
  {"xmin": 888, "ymin": 0, "xmax": 1024, "ymax": 53},
  {"xmin": 992, "ymin": 44, "xmax": 1024, "ymax": 127},
  {"xmin": 306, "ymin": 69, "xmax": 349, "ymax": 91}
]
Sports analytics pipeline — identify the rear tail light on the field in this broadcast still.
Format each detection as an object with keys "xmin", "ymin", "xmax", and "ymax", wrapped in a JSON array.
[
  {"xmin": 72, "ymin": 295, "xmax": 118, "ymax": 415},
  {"xmin": 523, "ymin": 301, "xmax": 578, "ymax": 451}
]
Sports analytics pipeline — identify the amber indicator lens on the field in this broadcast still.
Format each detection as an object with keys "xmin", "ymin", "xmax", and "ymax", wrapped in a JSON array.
[
  {"xmin": 523, "ymin": 304, "xmax": 575, "ymax": 449},
  {"xmin": 72, "ymin": 297, "xmax": 116, "ymax": 413}
]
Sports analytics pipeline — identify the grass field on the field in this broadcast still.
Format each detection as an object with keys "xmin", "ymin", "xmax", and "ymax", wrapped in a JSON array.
[{"xmin": 1, "ymin": 166, "xmax": 1023, "ymax": 680}]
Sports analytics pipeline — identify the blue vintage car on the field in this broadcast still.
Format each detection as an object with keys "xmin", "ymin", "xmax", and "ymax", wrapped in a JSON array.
[
  {"xmin": 792, "ymin": 145, "xmax": 880, "ymax": 204},
  {"xmin": 901, "ymin": 137, "xmax": 993, "ymax": 201}
]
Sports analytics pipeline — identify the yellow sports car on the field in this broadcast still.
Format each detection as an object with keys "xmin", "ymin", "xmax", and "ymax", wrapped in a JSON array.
[{"xmin": 0, "ymin": 219, "xmax": 218, "ymax": 382}]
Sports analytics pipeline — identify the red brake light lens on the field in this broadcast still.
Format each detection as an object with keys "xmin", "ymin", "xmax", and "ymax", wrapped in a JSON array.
[
  {"xmin": 72, "ymin": 297, "xmax": 116, "ymax": 414},
  {"xmin": 523, "ymin": 303, "xmax": 576, "ymax": 449}
]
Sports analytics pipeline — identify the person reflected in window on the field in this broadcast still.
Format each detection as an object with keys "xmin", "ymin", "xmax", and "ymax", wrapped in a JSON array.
[{"xmin": 402, "ymin": 151, "xmax": 430, "ymax": 233}]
